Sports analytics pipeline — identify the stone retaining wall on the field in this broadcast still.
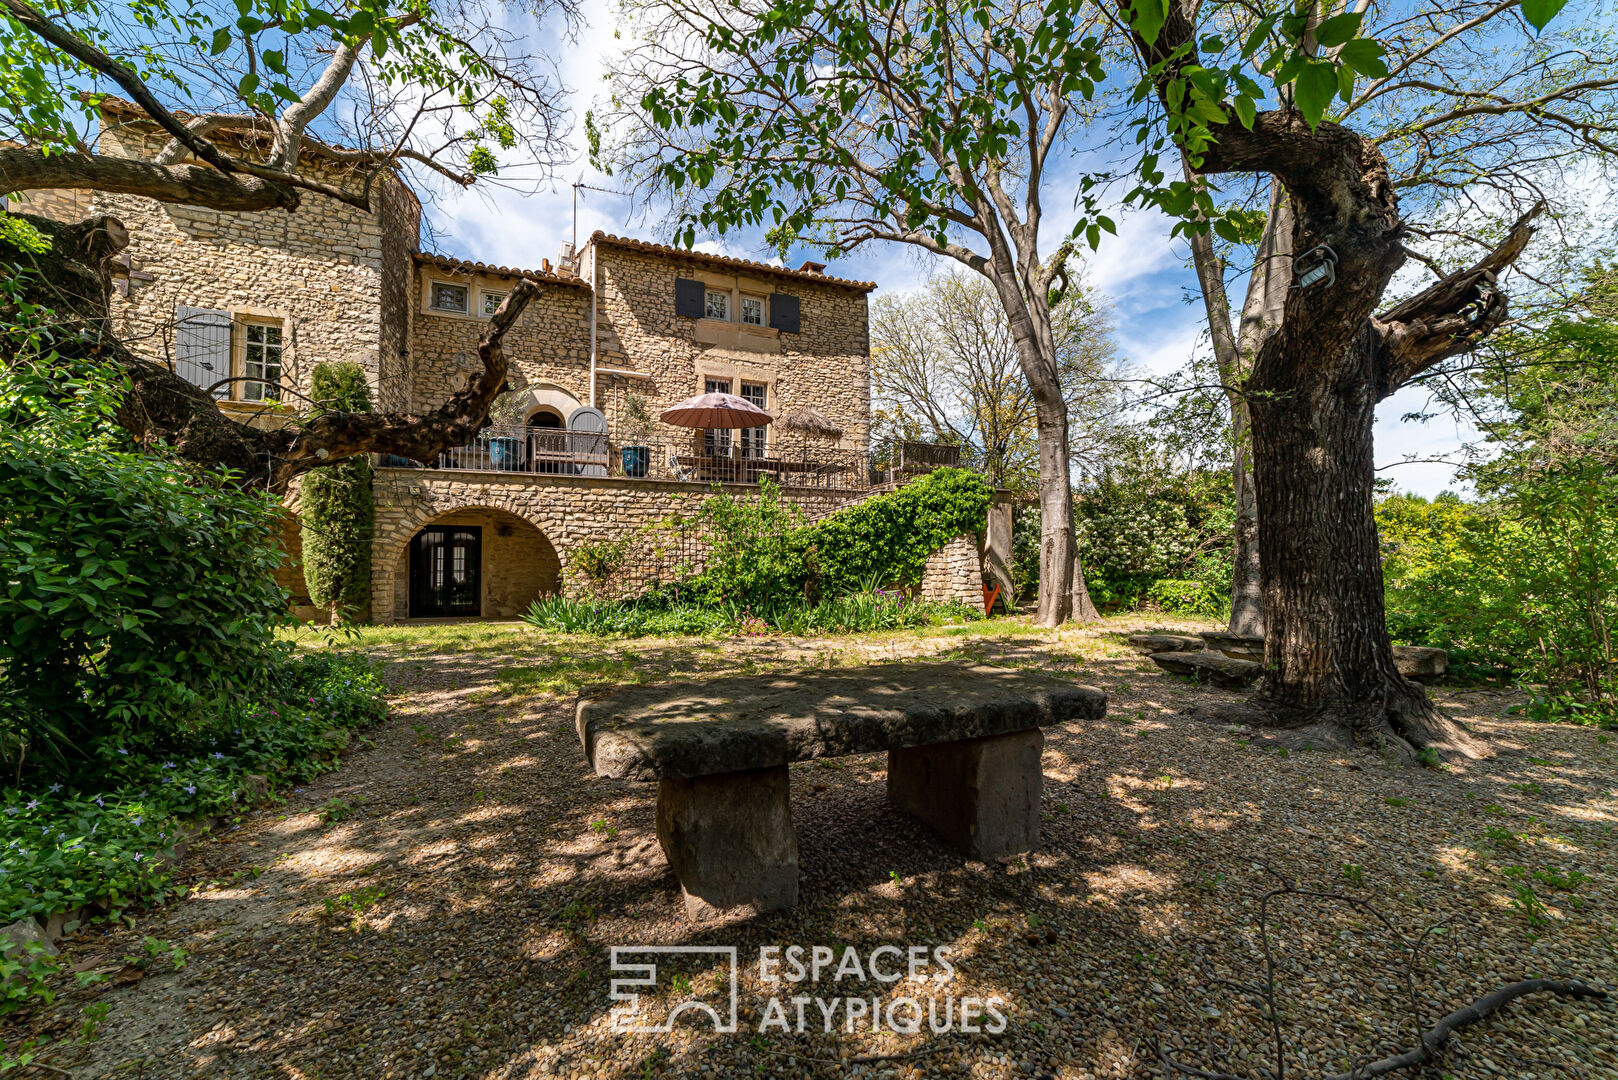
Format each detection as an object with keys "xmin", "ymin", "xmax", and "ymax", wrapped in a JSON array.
[{"xmin": 370, "ymin": 469, "xmax": 870, "ymax": 621}]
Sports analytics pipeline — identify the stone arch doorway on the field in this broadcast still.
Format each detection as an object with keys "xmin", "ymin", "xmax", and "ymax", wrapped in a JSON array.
[{"xmin": 394, "ymin": 506, "xmax": 561, "ymax": 620}]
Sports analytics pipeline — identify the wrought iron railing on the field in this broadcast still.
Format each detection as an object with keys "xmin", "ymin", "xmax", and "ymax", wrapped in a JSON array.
[{"xmin": 402, "ymin": 426, "xmax": 880, "ymax": 489}]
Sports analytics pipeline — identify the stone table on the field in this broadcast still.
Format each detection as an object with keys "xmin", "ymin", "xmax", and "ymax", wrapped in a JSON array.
[{"xmin": 576, "ymin": 662, "xmax": 1107, "ymax": 919}]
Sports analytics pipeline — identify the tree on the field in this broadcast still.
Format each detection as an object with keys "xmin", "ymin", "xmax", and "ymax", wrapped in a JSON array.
[
  {"xmin": 1178, "ymin": 0, "xmax": 1618, "ymax": 640},
  {"xmin": 300, "ymin": 364, "xmax": 375, "ymax": 622},
  {"xmin": 601, "ymin": 0, "xmax": 1116, "ymax": 625},
  {"xmin": 1120, "ymin": 0, "xmax": 1614, "ymax": 757},
  {"xmin": 0, "ymin": 0, "xmax": 574, "ymax": 490},
  {"xmin": 870, "ymin": 269, "xmax": 1123, "ymax": 490}
]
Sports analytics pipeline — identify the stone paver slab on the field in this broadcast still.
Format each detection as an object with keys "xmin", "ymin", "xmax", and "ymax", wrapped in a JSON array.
[{"xmin": 576, "ymin": 662, "xmax": 1108, "ymax": 781}]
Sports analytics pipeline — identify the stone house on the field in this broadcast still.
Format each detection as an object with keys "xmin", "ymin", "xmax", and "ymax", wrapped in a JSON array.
[{"xmin": 20, "ymin": 109, "xmax": 1006, "ymax": 621}]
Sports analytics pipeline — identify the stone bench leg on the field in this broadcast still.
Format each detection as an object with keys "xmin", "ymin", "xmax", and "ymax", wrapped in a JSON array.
[
  {"xmin": 887, "ymin": 729, "xmax": 1043, "ymax": 860},
  {"xmin": 655, "ymin": 765, "xmax": 799, "ymax": 920}
]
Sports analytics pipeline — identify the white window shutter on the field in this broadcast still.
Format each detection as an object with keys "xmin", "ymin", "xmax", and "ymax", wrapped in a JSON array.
[{"xmin": 174, "ymin": 306, "xmax": 232, "ymax": 398}]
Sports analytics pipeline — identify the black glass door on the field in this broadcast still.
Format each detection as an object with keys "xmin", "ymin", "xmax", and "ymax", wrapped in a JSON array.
[{"xmin": 409, "ymin": 526, "xmax": 481, "ymax": 617}]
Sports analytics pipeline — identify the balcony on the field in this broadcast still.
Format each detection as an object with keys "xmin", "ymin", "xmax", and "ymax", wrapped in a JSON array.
[{"xmin": 388, "ymin": 425, "xmax": 872, "ymax": 489}]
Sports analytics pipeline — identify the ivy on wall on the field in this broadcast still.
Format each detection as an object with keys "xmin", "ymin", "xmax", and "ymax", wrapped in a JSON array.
[{"xmin": 300, "ymin": 364, "xmax": 375, "ymax": 622}]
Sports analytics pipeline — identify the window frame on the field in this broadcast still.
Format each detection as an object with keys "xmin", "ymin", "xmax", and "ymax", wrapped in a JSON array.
[
  {"xmin": 429, "ymin": 280, "xmax": 471, "ymax": 315},
  {"xmin": 237, "ymin": 317, "xmax": 285, "ymax": 403},
  {"xmin": 739, "ymin": 381, "xmax": 768, "ymax": 458},
  {"xmin": 479, "ymin": 289, "xmax": 508, "ymax": 317},
  {"xmin": 739, "ymin": 294, "xmax": 765, "ymax": 327},
  {"xmin": 704, "ymin": 288, "xmax": 730, "ymax": 321}
]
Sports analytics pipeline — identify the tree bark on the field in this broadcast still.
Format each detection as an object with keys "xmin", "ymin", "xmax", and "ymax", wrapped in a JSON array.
[{"xmin": 1184, "ymin": 167, "xmax": 1292, "ymax": 639}]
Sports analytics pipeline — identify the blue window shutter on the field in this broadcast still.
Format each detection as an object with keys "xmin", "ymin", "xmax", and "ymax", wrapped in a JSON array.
[
  {"xmin": 174, "ymin": 306, "xmax": 232, "ymax": 397},
  {"xmin": 674, "ymin": 278, "xmax": 705, "ymax": 319},
  {"xmin": 768, "ymin": 293, "xmax": 800, "ymax": 334}
]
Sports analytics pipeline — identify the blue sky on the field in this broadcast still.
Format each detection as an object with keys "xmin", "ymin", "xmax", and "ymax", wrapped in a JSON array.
[{"xmin": 417, "ymin": 5, "xmax": 1477, "ymax": 498}]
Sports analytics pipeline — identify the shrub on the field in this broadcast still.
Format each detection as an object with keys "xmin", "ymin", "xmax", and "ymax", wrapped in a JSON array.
[
  {"xmin": 0, "ymin": 651, "xmax": 385, "ymax": 929},
  {"xmin": 807, "ymin": 468, "xmax": 993, "ymax": 593},
  {"xmin": 523, "ymin": 590, "xmax": 979, "ymax": 638},
  {"xmin": 1144, "ymin": 578, "xmax": 1223, "ymax": 615},
  {"xmin": 1, "ymin": 360, "xmax": 291, "ymax": 780},
  {"xmin": 299, "ymin": 364, "xmax": 375, "ymax": 621}
]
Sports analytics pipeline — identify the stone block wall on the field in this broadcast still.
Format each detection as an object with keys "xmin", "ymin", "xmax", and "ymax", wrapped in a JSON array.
[
  {"xmin": 921, "ymin": 534, "xmax": 987, "ymax": 607},
  {"xmin": 589, "ymin": 242, "xmax": 873, "ymax": 455},
  {"xmin": 21, "ymin": 119, "xmax": 417, "ymax": 414},
  {"xmin": 408, "ymin": 268, "xmax": 593, "ymax": 412},
  {"xmin": 370, "ymin": 469, "xmax": 867, "ymax": 621}
]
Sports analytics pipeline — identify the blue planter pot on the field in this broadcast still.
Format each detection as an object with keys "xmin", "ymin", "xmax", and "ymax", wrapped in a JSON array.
[
  {"xmin": 621, "ymin": 445, "xmax": 650, "ymax": 478},
  {"xmin": 489, "ymin": 436, "xmax": 522, "ymax": 470}
]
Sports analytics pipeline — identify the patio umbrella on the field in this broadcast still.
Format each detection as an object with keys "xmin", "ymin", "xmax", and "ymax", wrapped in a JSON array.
[
  {"xmin": 660, "ymin": 391, "xmax": 773, "ymax": 429},
  {"xmin": 776, "ymin": 407, "xmax": 843, "ymax": 441}
]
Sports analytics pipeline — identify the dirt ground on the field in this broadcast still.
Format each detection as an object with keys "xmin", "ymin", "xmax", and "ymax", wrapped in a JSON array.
[{"xmin": 12, "ymin": 615, "xmax": 1616, "ymax": 1080}]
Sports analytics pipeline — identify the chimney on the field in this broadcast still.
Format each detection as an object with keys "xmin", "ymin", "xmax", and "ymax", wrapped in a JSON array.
[
  {"xmin": 797, "ymin": 259, "xmax": 826, "ymax": 274},
  {"xmin": 542, "ymin": 258, "xmax": 552, "ymax": 273}
]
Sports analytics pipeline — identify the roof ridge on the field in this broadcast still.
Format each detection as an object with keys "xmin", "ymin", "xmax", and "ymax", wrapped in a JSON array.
[{"xmin": 588, "ymin": 231, "xmax": 876, "ymax": 292}]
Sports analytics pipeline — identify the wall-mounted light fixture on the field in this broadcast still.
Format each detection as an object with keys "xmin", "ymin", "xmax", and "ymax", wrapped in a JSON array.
[{"xmin": 1293, "ymin": 245, "xmax": 1338, "ymax": 290}]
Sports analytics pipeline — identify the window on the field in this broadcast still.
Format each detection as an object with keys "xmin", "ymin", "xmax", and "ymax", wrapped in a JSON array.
[
  {"xmin": 480, "ymin": 290, "xmax": 507, "ymax": 317},
  {"xmin": 740, "ymin": 295, "xmax": 764, "ymax": 326},
  {"xmin": 705, "ymin": 289, "xmax": 729, "ymax": 321},
  {"xmin": 241, "ymin": 321, "xmax": 284, "ymax": 402},
  {"xmin": 704, "ymin": 377, "xmax": 732, "ymax": 454},
  {"xmin": 740, "ymin": 382, "xmax": 768, "ymax": 458},
  {"xmin": 430, "ymin": 281, "xmax": 469, "ymax": 313}
]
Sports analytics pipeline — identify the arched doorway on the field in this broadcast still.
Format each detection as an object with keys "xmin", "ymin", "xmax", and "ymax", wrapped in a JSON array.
[{"xmin": 398, "ymin": 507, "xmax": 561, "ymax": 619}]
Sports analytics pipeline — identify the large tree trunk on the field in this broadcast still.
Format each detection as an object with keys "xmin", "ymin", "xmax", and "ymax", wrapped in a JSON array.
[
  {"xmin": 1184, "ymin": 166, "xmax": 1289, "ymax": 639},
  {"xmin": 1245, "ymin": 323, "xmax": 1483, "ymax": 759}
]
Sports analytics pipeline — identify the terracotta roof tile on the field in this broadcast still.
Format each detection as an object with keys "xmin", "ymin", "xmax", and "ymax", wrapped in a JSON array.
[
  {"xmin": 413, "ymin": 251, "xmax": 589, "ymax": 289},
  {"xmin": 589, "ymin": 232, "xmax": 877, "ymax": 292}
]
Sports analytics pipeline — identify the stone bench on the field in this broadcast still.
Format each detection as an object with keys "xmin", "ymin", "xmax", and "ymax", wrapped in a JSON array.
[{"xmin": 576, "ymin": 662, "xmax": 1107, "ymax": 919}]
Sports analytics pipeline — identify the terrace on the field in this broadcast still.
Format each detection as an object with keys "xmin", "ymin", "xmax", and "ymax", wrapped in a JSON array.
[{"xmin": 407, "ymin": 426, "xmax": 965, "ymax": 491}]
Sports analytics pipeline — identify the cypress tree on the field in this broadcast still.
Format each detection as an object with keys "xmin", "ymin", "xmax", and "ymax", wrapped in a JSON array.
[{"xmin": 300, "ymin": 364, "xmax": 375, "ymax": 621}]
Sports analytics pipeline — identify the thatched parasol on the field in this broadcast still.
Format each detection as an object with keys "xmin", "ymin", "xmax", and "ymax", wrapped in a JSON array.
[{"xmin": 776, "ymin": 406, "xmax": 844, "ymax": 441}]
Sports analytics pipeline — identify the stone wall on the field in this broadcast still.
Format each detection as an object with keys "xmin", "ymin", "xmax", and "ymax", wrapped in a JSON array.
[
  {"xmin": 370, "ymin": 469, "xmax": 868, "ymax": 621},
  {"xmin": 921, "ymin": 535, "xmax": 987, "ymax": 607},
  {"xmin": 376, "ymin": 179, "xmax": 422, "ymax": 412},
  {"xmin": 24, "ymin": 120, "xmax": 415, "ymax": 415},
  {"xmin": 590, "ymin": 242, "xmax": 873, "ymax": 455},
  {"xmin": 408, "ymin": 268, "xmax": 593, "ymax": 412}
]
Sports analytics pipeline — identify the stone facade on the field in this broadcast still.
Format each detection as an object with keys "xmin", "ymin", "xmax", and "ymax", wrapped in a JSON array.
[{"xmin": 20, "ymin": 119, "xmax": 1012, "ymax": 622}]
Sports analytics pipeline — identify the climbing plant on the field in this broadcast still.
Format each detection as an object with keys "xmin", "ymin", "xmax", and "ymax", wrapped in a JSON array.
[{"xmin": 300, "ymin": 365, "xmax": 375, "ymax": 622}]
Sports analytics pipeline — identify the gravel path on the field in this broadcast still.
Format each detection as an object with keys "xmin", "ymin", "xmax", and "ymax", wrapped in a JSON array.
[{"xmin": 13, "ymin": 617, "xmax": 1615, "ymax": 1080}]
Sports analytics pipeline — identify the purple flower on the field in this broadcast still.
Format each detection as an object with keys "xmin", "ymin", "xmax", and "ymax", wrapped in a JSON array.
[
  {"xmin": 4, "ymin": 808, "xmax": 17, "ymax": 817},
  {"xmin": 185, "ymin": 785, "xmax": 196, "ymax": 795},
  {"xmin": 161, "ymin": 762, "xmax": 175, "ymax": 770},
  {"xmin": 117, "ymin": 748, "xmax": 129, "ymax": 756},
  {"xmin": 132, "ymin": 816, "xmax": 143, "ymax": 825},
  {"xmin": 47, "ymin": 784, "xmax": 61, "ymax": 794},
  {"xmin": 24, "ymin": 800, "xmax": 39, "ymax": 811},
  {"xmin": 212, "ymin": 752, "xmax": 225, "ymax": 760},
  {"xmin": 94, "ymin": 797, "xmax": 103, "ymax": 807},
  {"xmin": 132, "ymin": 853, "xmax": 144, "ymax": 862}
]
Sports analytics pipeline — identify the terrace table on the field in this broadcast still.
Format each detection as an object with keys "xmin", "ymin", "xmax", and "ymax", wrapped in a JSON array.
[{"xmin": 576, "ymin": 662, "xmax": 1107, "ymax": 919}]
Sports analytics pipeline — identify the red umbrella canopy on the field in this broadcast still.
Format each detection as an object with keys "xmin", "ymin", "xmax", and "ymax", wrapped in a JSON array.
[{"xmin": 660, "ymin": 391, "xmax": 773, "ymax": 429}]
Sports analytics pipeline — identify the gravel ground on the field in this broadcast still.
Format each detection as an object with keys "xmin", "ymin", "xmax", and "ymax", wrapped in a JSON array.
[{"xmin": 11, "ymin": 615, "xmax": 1615, "ymax": 1080}]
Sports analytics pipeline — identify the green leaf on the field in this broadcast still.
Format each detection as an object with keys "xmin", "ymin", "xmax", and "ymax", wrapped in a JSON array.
[
  {"xmin": 1522, "ymin": 0, "xmax": 1568, "ymax": 30},
  {"xmin": 1233, "ymin": 94, "xmax": 1256, "ymax": 129},
  {"xmin": 1312, "ymin": 12, "xmax": 1362, "ymax": 49},
  {"xmin": 1128, "ymin": 0, "xmax": 1170, "ymax": 47},
  {"xmin": 1294, "ymin": 62, "xmax": 1338, "ymax": 128},
  {"xmin": 1338, "ymin": 39, "xmax": 1389, "ymax": 78},
  {"xmin": 237, "ymin": 72, "xmax": 259, "ymax": 99},
  {"xmin": 209, "ymin": 28, "xmax": 232, "ymax": 56}
]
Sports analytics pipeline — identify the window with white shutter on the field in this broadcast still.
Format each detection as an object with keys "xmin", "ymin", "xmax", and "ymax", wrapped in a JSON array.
[{"xmin": 174, "ymin": 306, "xmax": 232, "ymax": 398}]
